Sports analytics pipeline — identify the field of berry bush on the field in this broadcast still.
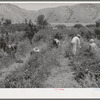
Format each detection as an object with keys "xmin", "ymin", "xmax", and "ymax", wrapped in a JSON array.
[{"xmin": 0, "ymin": 21, "xmax": 100, "ymax": 88}]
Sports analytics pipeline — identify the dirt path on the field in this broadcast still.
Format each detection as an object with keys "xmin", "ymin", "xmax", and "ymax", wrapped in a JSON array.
[
  {"xmin": 44, "ymin": 55, "xmax": 81, "ymax": 88},
  {"xmin": 44, "ymin": 38, "xmax": 81, "ymax": 88}
]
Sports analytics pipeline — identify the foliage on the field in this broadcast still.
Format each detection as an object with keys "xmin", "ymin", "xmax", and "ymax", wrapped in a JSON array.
[
  {"xmin": 32, "ymin": 28, "xmax": 68, "ymax": 46},
  {"xmin": 24, "ymin": 20, "xmax": 38, "ymax": 44},
  {"xmin": 55, "ymin": 24, "xmax": 66, "ymax": 29},
  {"xmin": 16, "ymin": 39, "xmax": 32, "ymax": 58},
  {"xmin": 0, "ymin": 19, "xmax": 100, "ymax": 88},
  {"xmin": 0, "ymin": 48, "xmax": 60, "ymax": 88},
  {"xmin": 96, "ymin": 19, "xmax": 100, "ymax": 27},
  {"xmin": 86, "ymin": 24, "xmax": 96, "ymax": 28},
  {"xmin": 0, "ymin": 23, "xmax": 26, "ymax": 34},
  {"xmin": 36, "ymin": 15, "xmax": 48, "ymax": 29},
  {"xmin": 3, "ymin": 19, "xmax": 12, "ymax": 26},
  {"xmin": 66, "ymin": 28, "xmax": 80, "ymax": 38},
  {"xmin": 9, "ymin": 31, "xmax": 25, "ymax": 43},
  {"xmin": 70, "ymin": 40, "xmax": 100, "ymax": 87},
  {"xmin": 94, "ymin": 27, "xmax": 100, "ymax": 39},
  {"xmin": 79, "ymin": 27, "xmax": 95, "ymax": 40},
  {"xmin": 73, "ymin": 24, "xmax": 83, "ymax": 29}
]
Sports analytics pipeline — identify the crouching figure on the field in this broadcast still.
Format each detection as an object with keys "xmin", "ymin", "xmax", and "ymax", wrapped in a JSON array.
[{"xmin": 53, "ymin": 38, "xmax": 60, "ymax": 48}]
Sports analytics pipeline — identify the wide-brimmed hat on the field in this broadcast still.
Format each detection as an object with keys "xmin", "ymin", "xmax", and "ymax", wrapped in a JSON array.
[
  {"xmin": 33, "ymin": 47, "xmax": 40, "ymax": 52},
  {"xmin": 77, "ymin": 34, "xmax": 81, "ymax": 38}
]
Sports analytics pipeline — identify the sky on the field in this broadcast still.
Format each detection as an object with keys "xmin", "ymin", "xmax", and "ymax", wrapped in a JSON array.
[{"xmin": 12, "ymin": 3, "xmax": 77, "ymax": 11}]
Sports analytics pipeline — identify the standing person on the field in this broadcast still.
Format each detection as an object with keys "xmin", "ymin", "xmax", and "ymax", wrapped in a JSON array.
[
  {"xmin": 71, "ymin": 34, "xmax": 81, "ymax": 56},
  {"xmin": 89, "ymin": 39, "xmax": 98, "ymax": 53}
]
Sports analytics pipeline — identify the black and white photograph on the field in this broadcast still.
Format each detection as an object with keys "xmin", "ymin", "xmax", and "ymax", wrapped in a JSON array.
[{"xmin": 0, "ymin": 2, "xmax": 100, "ymax": 89}]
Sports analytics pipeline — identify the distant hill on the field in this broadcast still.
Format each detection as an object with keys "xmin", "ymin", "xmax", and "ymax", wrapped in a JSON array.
[
  {"xmin": 37, "ymin": 3, "xmax": 100, "ymax": 23},
  {"xmin": 0, "ymin": 3, "xmax": 37, "ymax": 23},
  {"xmin": 0, "ymin": 3, "xmax": 100, "ymax": 24}
]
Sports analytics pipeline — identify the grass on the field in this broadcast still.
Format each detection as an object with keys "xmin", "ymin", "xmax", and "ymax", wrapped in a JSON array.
[
  {"xmin": 69, "ymin": 39, "xmax": 100, "ymax": 87},
  {"xmin": 16, "ymin": 39, "xmax": 32, "ymax": 57},
  {"xmin": 1, "ymin": 25, "xmax": 100, "ymax": 88},
  {"xmin": 0, "ymin": 45, "xmax": 60, "ymax": 88},
  {"xmin": 0, "ymin": 38, "xmax": 32, "ymax": 71}
]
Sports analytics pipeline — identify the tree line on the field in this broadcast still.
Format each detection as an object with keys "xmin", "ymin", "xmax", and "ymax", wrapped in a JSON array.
[{"xmin": 0, "ymin": 15, "xmax": 49, "ymax": 44}]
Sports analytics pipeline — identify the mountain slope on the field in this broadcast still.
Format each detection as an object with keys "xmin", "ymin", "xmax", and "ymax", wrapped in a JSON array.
[
  {"xmin": 0, "ymin": 3, "xmax": 100, "ymax": 23},
  {"xmin": 38, "ymin": 3, "xmax": 100, "ymax": 23},
  {"xmin": 0, "ymin": 3, "xmax": 37, "ymax": 23}
]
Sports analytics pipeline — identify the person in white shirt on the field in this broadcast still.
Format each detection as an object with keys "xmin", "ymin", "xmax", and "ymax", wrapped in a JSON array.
[
  {"xmin": 71, "ymin": 34, "xmax": 81, "ymax": 55},
  {"xmin": 89, "ymin": 39, "xmax": 98, "ymax": 52}
]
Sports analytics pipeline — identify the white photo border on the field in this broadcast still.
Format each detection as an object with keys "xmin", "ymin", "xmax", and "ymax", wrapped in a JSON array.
[{"xmin": 0, "ymin": 1, "xmax": 99, "ymax": 99}]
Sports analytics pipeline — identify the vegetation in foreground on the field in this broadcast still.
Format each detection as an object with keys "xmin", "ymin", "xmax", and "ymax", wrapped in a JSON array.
[{"xmin": 1, "ymin": 17, "xmax": 100, "ymax": 87}]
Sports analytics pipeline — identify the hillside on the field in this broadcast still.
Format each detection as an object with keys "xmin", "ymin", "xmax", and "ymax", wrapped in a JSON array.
[
  {"xmin": 0, "ymin": 3, "xmax": 100, "ymax": 23},
  {"xmin": 38, "ymin": 3, "xmax": 100, "ymax": 23},
  {"xmin": 0, "ymin": 3, "xmax": 37, "ymax": 23}
]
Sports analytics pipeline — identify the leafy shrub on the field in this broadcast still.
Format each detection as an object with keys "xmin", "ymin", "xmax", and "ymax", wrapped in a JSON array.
[
  {"xmin": 0, "ymin": 47, "xmax": 60, "ymax": 88},
  {"xmin": 94, "ymin": 27, "xmax": 100, "ymax": 39},
  {"xmin": 55, "ymin": 24, "xmax": 66, "ymax": 29},
  {"xmin": 67, "ymin": 28, "xmax": 80, "ymax": 38},
  {"xmin": 33, "ymin": 28, "xmax": 55, "ymax": 43},
  {"xmin": 0, "ymin": 23, "xmax": 26, "ymax": 34},
  {"xmin": 9, "ymin": 31, "xmax": 25, "ymax": 43},
  {"xmin": 16, "ymin": 39, "xmax": 32, "ymax": 58},
  {"xmin": 36, "ymin": 15, "xmax": 49, "ymax": 30},
  {"xmin": 86, "ymin": 24, "xmax": 96, "ymax": 28},
  {"xmin": 24, "ymin": 21, "xmax": 38, "ymax": 44},
  {"xmin": 79, "ymin": 27, "xmax": 95, "ymax": 40},
  {"xmin": 96, "ymin": 19, "xmax": 100, "ymax": 27},
  {"xmin": 73, "ymin": 24, "xmax": 83, "ymax": 29},
  {"xmin": 0, "ymin": 55, "xmax": 15, "ymax": 69},
  {"xmin": 70, "ymin": 39, "xmax": 100, "ymax": 87}
]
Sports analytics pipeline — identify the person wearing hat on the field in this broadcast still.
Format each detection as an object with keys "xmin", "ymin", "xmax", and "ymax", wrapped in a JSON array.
[
  {"xmin": 89, "ymin": 39, "xmax": 98, "ymax": 52},
  {"xmin": 71, "ymin": 34, "xmax": 81, "ymax": 56}
]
